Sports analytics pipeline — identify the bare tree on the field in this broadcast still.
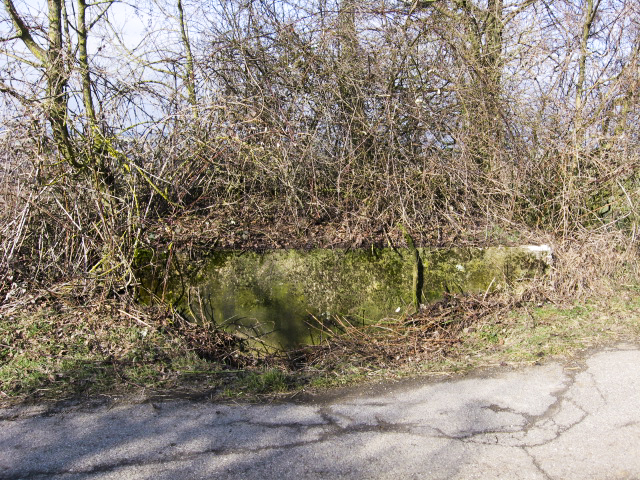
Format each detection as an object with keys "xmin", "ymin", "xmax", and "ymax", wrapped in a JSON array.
[{"xmin": 2, "ymin": 0, "xmax": 78, "ymax": 167}]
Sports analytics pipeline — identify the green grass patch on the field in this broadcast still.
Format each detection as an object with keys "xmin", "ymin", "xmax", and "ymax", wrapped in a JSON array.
[
  {"xmin": 450, "ymin": 293, "xmax": 640, "ymax": 370},
  {"xmin": 237, "ymin": 369, "xmax": 289, "ymax": 394}
]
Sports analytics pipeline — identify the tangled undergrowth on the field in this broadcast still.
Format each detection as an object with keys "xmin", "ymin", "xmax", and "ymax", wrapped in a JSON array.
[
  {"xmin": 289, "ymin": 292, "xmax": 517, "ymax": 370},
  {"xmin": 2, "ymin": 0, "xmax": 640, "ymax": 407}
]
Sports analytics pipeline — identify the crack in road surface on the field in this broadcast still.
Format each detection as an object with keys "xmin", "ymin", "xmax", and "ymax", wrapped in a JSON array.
[{"xmin": 1, "ymin": 344, "xmax": 639, "ymax": 480}]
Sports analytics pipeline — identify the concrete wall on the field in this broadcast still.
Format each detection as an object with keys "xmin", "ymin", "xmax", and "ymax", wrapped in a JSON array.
[{"xmin": 139, "ymin": 246, "xmax": 551, "ymax": 349}]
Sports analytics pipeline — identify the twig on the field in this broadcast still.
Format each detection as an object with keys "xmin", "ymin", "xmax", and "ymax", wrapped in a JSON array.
[
  {"xmin": 117, "ymin": 309, "xmax": 153, "ymax": 329},
  {"xmin": 483, "ymin": 277, "xmax": 496, "ymax": 301}
]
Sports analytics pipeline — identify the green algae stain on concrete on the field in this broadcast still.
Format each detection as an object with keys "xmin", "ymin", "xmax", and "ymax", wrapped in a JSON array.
[
  {"xmin": 419, "ymin": 246, "xmax": 550, "ymax": 302},
  {"xmin": 140, "ymin": 246, "xmax": 550, "ymax": 349},
  {"xmin": 181, "ymin": 248, "xmax": 413, "ymax": 349}
]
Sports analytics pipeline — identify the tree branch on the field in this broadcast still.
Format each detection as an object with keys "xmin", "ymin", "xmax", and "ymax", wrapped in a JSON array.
[
  {"xmin": 0, "ymin": 78, "xmax": 29, "ymax": 103},
  {"xmin": 2, "ymin": 0, "xmax": 47, "ymax": 63},
  {"xmin": 503, "ymin": 0, "xmax": 539, "ymax": 26}
]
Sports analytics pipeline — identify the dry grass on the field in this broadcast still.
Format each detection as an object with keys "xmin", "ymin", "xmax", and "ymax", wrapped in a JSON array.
[
  {"xmin": 0, "ymin": 292, "xmax": 259, "ymax": 404},
  {"xmin": 289, "ymin": 293, "xmax": 516, "ymax": 371},
  {"xmin": 550, "ymin": 232, "xmax": 640, "ymax": 299}
]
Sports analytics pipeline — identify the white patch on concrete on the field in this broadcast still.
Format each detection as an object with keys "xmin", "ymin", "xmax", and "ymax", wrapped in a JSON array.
[{"xmin": 522, "ymin": 244, "xmax": 553, "ymax": 265}]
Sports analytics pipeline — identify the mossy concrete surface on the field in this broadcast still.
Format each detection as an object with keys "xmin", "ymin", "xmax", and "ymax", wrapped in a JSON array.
[
  {"xmin": 140, "ymin": 246, "xmax": 550, "ymax": 349},
  {"xmin": 420, "ymin": 246, "xmax": 550, "ymax": 302}
]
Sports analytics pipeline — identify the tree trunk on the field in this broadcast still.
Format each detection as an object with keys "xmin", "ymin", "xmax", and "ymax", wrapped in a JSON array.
[
  {"xmin": 46, "ymin": 0, "xmax": 78, "ymax": 168},
  {"xmin": 178, "ymin": 0, "xmax": 197, "ymax": 115},
  {"xmin": 575, "ymin": 0, "xmax": 599, "ymax": 146},
  {"xmin": 337, "ymin": 0, "xmax": 370, "ymax": 164},
  {"xmin": 77, "ymin": 0, "xmax": 97, "ymax": 128}
]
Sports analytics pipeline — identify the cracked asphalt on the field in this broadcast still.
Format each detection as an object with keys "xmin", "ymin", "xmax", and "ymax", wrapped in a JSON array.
[{"xmin": 1, "ymin": 344, "xmax": 639, "ymax": 479}]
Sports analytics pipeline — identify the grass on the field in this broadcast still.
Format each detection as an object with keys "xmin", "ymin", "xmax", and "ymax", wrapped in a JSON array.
[
  {"xmin": 1, "ymin": 288, "xmax": 640, "ymax": 406},
  {"xmin": 234, "ymin": 369, "xmax": 289, "ymax": 395},
  {"xmin": 292, "ymin": 290, "xmax": 640, "ymax": 390},
  {"xmin": 439, "ymin": 295, "xmax": 640, "ymax": 372},
  {"xmin": 0, "ymin": 302, "xmax": 216, "ymax": 401}
]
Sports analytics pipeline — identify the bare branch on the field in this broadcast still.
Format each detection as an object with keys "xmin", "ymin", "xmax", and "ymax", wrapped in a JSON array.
[{"xmin": 1, "ymin": 0, "xmax": 47, "ymax": 63}]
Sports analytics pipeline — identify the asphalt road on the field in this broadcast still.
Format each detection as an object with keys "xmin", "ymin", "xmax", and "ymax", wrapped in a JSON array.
[{"xmin": 1, "ymin": 344, "xmax": 639, "ymax": 479}]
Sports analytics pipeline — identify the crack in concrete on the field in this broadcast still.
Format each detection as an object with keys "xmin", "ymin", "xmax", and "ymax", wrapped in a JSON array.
[
  {"xmin": 437, "ymin": 360, "xmax": 596, "ymax": 451},
  {"xmin": 524, "ymin": 447, "xmax": 555, "ymax": 480},
  {"xmin": 585, "ymin": 368, "xmax": 608, "ymax": 408}
]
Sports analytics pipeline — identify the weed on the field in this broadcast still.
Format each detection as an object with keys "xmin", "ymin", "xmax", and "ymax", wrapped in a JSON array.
[
  {"xmin": 478, "ymin": 327, "xmax": 501, "ymax": 344},
  {"xmin": 238, "ymin": 369, "xmax": 288, "ymax": 394}
]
